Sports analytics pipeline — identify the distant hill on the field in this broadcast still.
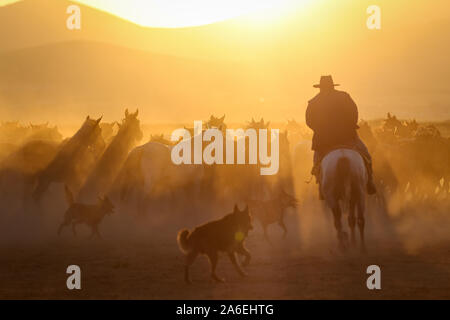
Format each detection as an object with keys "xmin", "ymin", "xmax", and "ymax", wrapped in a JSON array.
[
  {"xmin": 0, "ymin": 0, "xmax": 279, "ymax": 60},
  {"xmin": 0, "ymin": 41, "xmax": 294, "ymax": 122},
  {"xmin": 2, "ymin": 0, "xmax": 450, "ymax": 62},
  {"xmin": 1, "ymin": 39, "xmax": 449, "ymax": 123},
  {"xmin": 0, "ymin": 0, "xmax": 189, "ymax": 57},
  {"xmin": 0, "ymin": 0, "xmax": 449, "ymax": 122}
]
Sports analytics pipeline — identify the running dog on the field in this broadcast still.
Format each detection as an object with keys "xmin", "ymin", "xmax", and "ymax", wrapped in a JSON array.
[
  {"xmin": 58, "ymin": 185, "xmax": 114, "ymax": 238},
  {"xmin": 247, "ymin": 189, "xmax": 298, "ymax": 241},
  {"xmin": 177, "ymin": 204, "xmax": 253, "ymax": 283}
]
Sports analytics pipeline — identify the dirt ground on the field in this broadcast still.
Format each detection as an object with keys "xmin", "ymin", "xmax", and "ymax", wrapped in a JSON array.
[{"xmin": 1, "ymin": 195, "xmax": 449, "ymax": 300}]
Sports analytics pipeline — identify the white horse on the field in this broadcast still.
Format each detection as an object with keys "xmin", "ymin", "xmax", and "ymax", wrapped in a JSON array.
[{"xmin": 321, "ymin": 149, "xmax": 367, "ymax": 252}]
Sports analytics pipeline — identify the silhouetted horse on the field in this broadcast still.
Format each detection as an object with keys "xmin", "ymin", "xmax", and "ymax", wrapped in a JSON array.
[
  {"xmin": 32, "ymin": 116, "xmax": 104, "ymax": 201},
  {"xmin": 77, "ymin": 109, "xmax": 143, "ymax": 202},
  {"xmin": 116, "ymin": 139, "xmax": 205, "ymax": 215}
]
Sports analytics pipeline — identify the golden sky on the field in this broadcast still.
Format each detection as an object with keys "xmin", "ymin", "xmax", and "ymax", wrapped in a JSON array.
[
  {"xmin": 0, "ymin": 0, "xmax": 449, "ymax": 122},
  {"xmin": 0, "ymin": 0, "xmax": 310, "ymax": 27}
]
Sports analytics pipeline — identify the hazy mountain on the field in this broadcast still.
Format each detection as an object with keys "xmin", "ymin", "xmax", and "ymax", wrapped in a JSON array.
[
  {"xmin": 0, "ymin": 0, "xmax": 187, "ymax": 56},
  {"xmin": 0, "ymin": 0, "xmax": 449, "ymax": 122},
  {"xmin": 2, "ymin": 0, "xmax": 449, "ymax": 62},
  {"xmin": 0, "ymin": 41, "xmax": 293, "ymax": 123}
]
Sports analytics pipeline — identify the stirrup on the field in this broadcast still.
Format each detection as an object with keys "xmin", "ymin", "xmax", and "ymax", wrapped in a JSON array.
[{"xmin": 311, "ymin": 167, "xmax": 320, "ymax": 184}]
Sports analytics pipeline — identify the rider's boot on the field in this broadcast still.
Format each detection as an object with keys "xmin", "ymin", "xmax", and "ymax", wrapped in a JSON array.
[
  {"xmin": 366, "ymin": 163, "xmax": 377, "ymax": 195},
  {"xmin": 318, "ymin": 187, "xmax": 324, "ymax": 200},
  {"xmin": 367, "ymin": 177, "xmax": 377, "ymax": 195},
  {"xmin": 311, "ymin": 165, "xmax": 324, "ymax": 200}
]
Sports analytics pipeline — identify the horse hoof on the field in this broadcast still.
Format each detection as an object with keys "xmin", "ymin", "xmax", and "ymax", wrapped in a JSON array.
[{"xmin": 338, "ymin": 232, "xmax": 349, "ymax": 251}]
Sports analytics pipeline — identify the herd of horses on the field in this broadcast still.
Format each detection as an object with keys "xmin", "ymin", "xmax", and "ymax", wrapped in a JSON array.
[
  {"xmin": 359, "ymin": 114, "xmax": 449, "ymax": 200},
  {"xmin": 0, "ymin": 111, "xmax": 448, "ymax": 251}
]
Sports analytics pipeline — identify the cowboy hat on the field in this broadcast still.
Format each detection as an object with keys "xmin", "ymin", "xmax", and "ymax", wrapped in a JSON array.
[{"xmin": 313, "ymin": 75, "xmax": 340, "ymax": 88}]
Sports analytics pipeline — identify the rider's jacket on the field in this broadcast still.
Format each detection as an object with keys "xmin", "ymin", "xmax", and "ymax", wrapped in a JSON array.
[{"xmin": 306, "ymin": 89, "xmax": 359, "ymax": 154}]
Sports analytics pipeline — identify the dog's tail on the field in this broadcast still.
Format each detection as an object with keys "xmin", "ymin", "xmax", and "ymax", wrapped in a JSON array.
[
  {"xmin": 64, "ymin": 185, "xmax": 74, "ymax": 205},
  {"xmin": 177, "ymin": 229, "xmax": 192, "ymax": 254}
]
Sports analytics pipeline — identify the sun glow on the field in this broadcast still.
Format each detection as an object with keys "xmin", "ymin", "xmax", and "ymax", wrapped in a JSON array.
[{"xmin": 70, "ymin": 0, "xmax": 310, "ymax": 28}]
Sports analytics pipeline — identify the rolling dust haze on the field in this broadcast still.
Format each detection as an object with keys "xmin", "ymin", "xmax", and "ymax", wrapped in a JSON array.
[{"xmin": 0, "ymin": 0, "xmax": 449, "ymax": 299}]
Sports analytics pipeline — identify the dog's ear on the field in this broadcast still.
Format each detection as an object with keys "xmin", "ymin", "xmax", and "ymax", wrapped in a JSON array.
[{"xmin": 233, "ymin": 204, "xmax": 239, "ymax": 213}]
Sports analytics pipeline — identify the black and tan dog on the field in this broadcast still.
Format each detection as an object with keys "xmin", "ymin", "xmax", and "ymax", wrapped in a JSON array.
[
  {"xmin": 177, "ymin": 204, "xmax": 253, "ymax": 283},
  {"xmin": 58, "ymin": 185, "xmax": 114, "ymax": 238}
]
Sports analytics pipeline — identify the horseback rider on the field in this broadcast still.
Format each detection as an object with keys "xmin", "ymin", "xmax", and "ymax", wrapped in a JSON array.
[{"xmin": 305, "ymin": 75, "xmax": 377, "ymax": 197}]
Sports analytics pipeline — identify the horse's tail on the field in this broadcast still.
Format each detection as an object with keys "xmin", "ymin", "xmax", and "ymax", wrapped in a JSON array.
[{"xmin": 335, "ymin": 157, "xmax": 350, "ymax": 196}]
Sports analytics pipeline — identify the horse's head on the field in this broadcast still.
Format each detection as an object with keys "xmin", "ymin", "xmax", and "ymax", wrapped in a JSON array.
[
  {"xmin": 28, "ymin": 122, "xmax": 63, "ymax": 142},
  {"xmin": 206, "ymin": 114, "xmax": 226, "ymax": 132},
  {"xmin": 150, "ymin": 133, "xmax": 173, "ymax": 146},
  {"xmin": 405, "ymin": 119, "xmax": 419, "ymax": 132},
  {"xmin": 99, "ymin": 122, "xmax": 118, "ymax": 142},
  {"xmin": 183, "ymin": 126, "xmax": 195, "ymax": 137},
  {"xmin": 358, "ymin": 120, "xmax": 376, "ymax": 143},
  {"xmin": 415, "ymin": 125, "xmax": 441, "ymax": 140},
  {"xmin": 383, "ymin": 113, "xmax": 402, "ymax": 132},
  {"xmin": 119, "ymin": 108, "xmax": 143, "ymax": 143},
  {"xmin": 246, "ymin": 117, "xmax": 270, "ymax": 130},
  {"xmin": 80, "ymin": 115, "xmax": 105, "ymax": 155}
]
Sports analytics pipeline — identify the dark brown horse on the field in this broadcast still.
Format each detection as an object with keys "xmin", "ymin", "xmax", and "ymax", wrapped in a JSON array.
[
  {"xmin": 32, "ymin": 116, "xmax": 104, "ymax": 201},
  {"xmin": 77, "ymin": 109, "xmax": 143, "ymax": 202}
]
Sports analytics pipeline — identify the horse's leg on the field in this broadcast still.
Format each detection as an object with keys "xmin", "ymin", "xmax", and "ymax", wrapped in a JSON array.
[
  {"xmin": 90, "ymin": 224, "xmax": 102, "ymax": 239},
  {"xmin": 278, "ymin": 215, "xmax": 288, "ymax": 238},
  {"xmin": 71, "ymin": 222, "xmax": 77, "ymax": 237},
  {"xmin": 332, "ymin": 205, "xmax": 346, "ymax": 251},
  {"xmin": 262, "ymin": 223, "xmax": 271, "ymax": 243},
  {"xmin": 58, "ymin": 219, "xmax": 70, "ymax": 235},
  {"xmin": 137, "ymin": 191, "xmax": 148, "ymax": 216},
  {"xmin": 356, "ymin": 199, "xmax": 366, "ymax": 253},
  {"xmin": 348, "ymin": 200, "xmax": 356, "ymax": 247}
]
